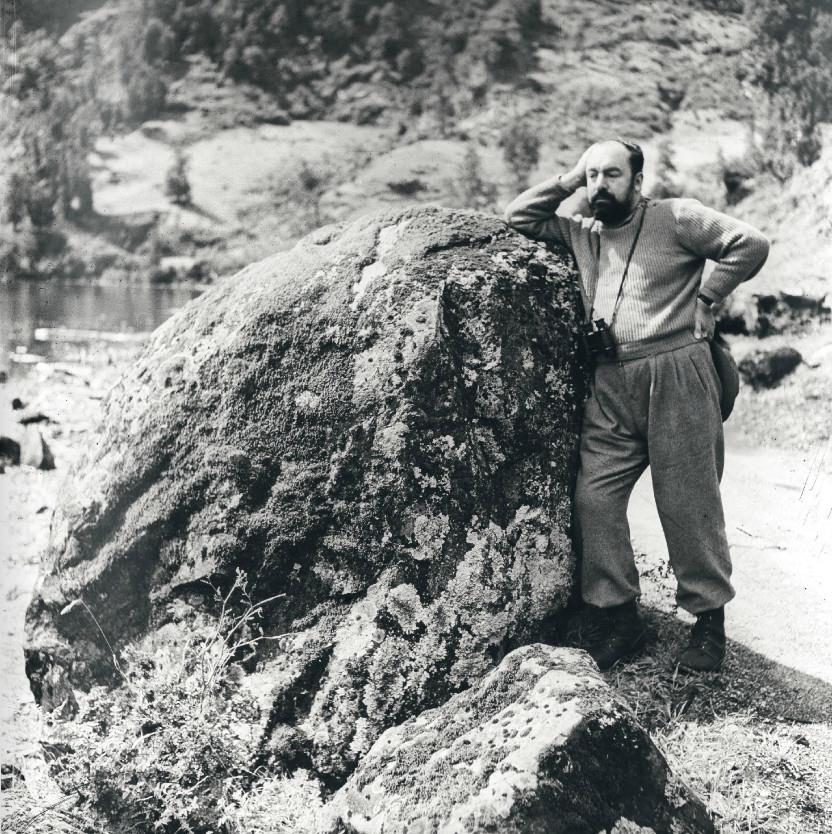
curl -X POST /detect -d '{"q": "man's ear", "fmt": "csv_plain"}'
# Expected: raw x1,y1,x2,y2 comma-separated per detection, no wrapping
634,171,644,194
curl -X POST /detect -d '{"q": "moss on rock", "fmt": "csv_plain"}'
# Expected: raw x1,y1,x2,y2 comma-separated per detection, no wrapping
25,206,583,780
325,644,715,834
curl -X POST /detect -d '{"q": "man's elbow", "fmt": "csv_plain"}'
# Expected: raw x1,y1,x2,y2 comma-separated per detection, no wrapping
751,230,771,270
503,201,523,229
740,229,770,283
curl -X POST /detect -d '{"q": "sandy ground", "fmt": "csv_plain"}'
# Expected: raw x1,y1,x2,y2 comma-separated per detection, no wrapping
0,358,130,785
631,430,832,687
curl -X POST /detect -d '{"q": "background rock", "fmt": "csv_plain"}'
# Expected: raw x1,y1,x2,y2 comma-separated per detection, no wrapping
717,289,830,337
18,426,55,470
25,206,583,781
0,435,21,466
738,346,802,389
325,644,714,834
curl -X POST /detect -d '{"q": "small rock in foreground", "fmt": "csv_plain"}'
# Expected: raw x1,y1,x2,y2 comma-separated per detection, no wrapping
325,644,714,834
0,426,55,469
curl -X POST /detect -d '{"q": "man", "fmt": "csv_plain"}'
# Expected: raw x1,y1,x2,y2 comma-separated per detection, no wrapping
504,140,770,672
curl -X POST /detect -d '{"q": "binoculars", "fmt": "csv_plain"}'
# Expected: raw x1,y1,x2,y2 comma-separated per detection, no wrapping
580,317,617,360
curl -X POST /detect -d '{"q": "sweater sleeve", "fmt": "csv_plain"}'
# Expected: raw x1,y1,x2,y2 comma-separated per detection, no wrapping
672,198,770,302
503,175,577,251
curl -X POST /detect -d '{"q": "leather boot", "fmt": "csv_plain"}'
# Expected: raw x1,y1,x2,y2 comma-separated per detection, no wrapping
677,607,726,672
588,599,649,671
574,604,611,651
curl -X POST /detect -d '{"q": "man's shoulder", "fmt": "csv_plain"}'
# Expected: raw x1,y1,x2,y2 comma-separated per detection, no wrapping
646,196,706,218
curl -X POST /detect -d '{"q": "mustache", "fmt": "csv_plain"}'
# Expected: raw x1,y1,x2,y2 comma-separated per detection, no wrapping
590,191,616,204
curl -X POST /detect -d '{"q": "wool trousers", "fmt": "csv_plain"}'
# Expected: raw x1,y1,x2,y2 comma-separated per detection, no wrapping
575,332,735,614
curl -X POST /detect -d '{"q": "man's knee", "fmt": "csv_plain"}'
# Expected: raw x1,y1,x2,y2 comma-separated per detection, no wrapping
575,472,621,519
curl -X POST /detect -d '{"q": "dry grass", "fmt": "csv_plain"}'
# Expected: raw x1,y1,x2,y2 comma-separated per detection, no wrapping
587,583,832,834
661,720,832,834
0,783,99,834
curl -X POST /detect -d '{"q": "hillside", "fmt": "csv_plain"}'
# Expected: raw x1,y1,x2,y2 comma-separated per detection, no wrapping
1,0,776,281
2,0,830,448
7,0,831,455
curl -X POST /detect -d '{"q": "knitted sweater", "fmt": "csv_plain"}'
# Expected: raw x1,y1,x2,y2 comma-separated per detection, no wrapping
503,176,771,344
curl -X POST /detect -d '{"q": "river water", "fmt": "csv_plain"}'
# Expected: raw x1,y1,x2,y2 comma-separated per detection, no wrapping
0,281,204,372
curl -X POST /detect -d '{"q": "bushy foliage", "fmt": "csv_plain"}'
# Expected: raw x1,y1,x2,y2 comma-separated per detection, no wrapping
2,30,96,231
470,0,541,81
650,138,683,199
124,63,168,122
499,115,541,192
718,142,765,205
4,111,95,229
94,0,541,125
452,144,498,212
225,772,323,833
166,149,192,206
745,0,832,176
49,574,290,833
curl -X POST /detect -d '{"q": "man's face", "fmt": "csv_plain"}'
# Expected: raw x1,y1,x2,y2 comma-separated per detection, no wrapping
584,142,642,224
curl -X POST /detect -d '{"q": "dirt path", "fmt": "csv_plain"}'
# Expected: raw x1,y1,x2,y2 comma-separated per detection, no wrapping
630,430,832,686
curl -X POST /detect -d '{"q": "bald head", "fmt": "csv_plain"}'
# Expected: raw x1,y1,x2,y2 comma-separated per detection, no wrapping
586,140,644,177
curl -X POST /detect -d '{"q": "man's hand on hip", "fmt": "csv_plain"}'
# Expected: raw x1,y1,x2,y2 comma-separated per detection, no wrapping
694,297,716,340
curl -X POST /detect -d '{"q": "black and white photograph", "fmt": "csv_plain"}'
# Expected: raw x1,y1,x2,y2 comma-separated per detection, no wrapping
0,1,830,831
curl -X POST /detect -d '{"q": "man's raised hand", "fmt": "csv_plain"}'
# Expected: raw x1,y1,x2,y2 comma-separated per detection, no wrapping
561,145,594,193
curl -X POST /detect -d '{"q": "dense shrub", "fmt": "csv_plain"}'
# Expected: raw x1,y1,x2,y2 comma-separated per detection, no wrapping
125,65,168,122
165,150,192,206
650,139,683,199
4,0,548,192
499,116,541,192
745,0,832,175
452,143,498,211
142,17,168,64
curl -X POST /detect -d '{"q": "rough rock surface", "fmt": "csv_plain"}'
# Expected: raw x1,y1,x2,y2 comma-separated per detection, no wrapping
25,206,583,780
325,644,714,834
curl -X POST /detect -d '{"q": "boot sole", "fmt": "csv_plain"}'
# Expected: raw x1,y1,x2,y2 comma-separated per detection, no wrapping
675,656,724,674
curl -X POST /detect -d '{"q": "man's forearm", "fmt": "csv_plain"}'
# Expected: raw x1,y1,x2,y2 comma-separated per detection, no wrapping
503,173,581,243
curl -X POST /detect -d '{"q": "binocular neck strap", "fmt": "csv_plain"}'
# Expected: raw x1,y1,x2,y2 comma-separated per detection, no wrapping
586,199,648,326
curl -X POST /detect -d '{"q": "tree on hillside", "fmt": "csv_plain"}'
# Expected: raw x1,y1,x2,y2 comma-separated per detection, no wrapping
292,158,332,230
4,87,96,228
650,138,682,199
166,151,192,206
124,65,168,122
453,144,498,212
470,0,541,81
746,0,832,176
499,116,541,193
4,172,28,231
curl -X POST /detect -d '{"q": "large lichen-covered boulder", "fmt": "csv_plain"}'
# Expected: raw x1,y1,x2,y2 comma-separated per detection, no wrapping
325,644,714,834
25,206,582,779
